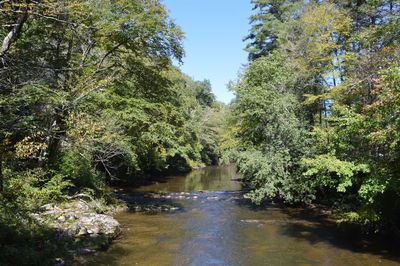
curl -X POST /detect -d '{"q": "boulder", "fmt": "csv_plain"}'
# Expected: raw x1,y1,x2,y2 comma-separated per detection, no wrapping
34,200,121,240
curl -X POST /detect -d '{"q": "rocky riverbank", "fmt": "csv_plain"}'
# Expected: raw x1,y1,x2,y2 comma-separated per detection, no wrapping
32,199,122,264
33,200,121,239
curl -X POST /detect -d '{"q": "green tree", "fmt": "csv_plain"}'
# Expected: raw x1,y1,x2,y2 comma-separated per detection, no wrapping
225,52,312,204
244,0,301,60
230,0,400,229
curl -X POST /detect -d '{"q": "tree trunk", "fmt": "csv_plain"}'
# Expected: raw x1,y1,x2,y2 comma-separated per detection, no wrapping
0,5,29,65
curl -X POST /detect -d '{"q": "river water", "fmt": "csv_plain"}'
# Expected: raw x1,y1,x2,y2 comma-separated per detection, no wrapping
88,165,400,266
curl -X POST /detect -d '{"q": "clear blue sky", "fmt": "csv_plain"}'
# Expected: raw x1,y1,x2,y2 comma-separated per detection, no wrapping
162,0,253,104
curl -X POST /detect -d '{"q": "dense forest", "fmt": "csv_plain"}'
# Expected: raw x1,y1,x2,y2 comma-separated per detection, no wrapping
0,0,400,264
0,1,222,264
223,0,400,231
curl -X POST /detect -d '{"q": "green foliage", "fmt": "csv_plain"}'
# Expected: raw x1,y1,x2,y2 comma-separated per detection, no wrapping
192,79,216,107
245,0,302,60
224,52,312,204
234,150,315,204
232,52,304,150
229,0,400,230
339,209,381,225
4,168,72,209
57,150,99,191
302,155,369,193
0,0,221,194
0,200,73,266
0,1,222,263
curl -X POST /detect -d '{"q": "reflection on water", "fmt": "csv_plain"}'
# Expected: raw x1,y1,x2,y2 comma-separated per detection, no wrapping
134,165,242,193
88,165,400,266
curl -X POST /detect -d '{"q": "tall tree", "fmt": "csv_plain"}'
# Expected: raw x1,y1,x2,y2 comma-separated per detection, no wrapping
244,0,300,61
227,0,400,228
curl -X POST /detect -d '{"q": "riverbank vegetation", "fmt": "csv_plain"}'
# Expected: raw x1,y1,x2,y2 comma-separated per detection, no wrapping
0,1,222,264
222,0,400,232
1,0,400,264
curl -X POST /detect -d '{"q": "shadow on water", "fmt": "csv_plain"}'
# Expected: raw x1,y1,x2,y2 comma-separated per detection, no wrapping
276,207,400,264
231,195,400,264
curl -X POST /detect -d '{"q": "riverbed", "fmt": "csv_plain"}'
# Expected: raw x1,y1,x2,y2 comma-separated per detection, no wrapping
88,165,400,266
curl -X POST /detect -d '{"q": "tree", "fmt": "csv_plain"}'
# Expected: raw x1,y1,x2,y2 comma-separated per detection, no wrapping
228,0,400,229
244,0,300,61
226,52,312,204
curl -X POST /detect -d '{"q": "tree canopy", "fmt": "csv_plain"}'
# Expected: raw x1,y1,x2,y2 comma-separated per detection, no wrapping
227,0,400,229
0,2,223,263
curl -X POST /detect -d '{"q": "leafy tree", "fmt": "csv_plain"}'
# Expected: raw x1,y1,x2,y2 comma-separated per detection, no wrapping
244,0,301,60
0,1,223,263
0,0,222,206
226,52,312,203
228,0,400,229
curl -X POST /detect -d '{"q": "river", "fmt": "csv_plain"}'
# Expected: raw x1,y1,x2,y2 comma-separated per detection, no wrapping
88,165,400,266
